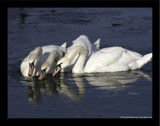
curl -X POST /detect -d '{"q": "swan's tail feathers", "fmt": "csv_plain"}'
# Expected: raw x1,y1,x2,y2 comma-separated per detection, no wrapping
61,42,67,48
129,53,152,70
139,53,152,67
94,38,100,50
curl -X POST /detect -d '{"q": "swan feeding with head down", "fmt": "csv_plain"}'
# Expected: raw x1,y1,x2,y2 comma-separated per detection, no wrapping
20,42,67,77
38,49,63,80
56,35,100,73
53,46,152,75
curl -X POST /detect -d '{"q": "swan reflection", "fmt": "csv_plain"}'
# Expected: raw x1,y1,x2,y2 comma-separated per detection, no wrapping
22,77,58,105
84,69,152,91
22,74,85,104
21,69,152,104
55,73,85,101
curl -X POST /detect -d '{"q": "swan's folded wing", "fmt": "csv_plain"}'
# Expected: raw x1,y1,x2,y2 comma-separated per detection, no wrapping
84,48,124,73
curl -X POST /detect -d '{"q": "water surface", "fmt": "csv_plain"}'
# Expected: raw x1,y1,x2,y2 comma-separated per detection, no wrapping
8,8,152,118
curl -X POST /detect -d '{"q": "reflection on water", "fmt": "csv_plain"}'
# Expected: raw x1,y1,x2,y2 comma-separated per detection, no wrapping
84,69,152,90
8,8,152,117
21,69,152,105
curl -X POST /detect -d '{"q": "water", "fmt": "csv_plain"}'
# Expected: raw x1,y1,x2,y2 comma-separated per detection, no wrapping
8,8,152,118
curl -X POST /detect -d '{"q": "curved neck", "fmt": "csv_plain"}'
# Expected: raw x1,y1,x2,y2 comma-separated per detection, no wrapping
67,46,87,73
48,50,61,63
41,50,61,74
29,47,42,76
47,50,62,73
31,47,42,60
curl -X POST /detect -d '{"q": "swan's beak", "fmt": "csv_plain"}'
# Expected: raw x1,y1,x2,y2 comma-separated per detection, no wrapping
28,86,34,98
52,63,62,77
38,70,46,80
28,63,34,76
52,66,61,77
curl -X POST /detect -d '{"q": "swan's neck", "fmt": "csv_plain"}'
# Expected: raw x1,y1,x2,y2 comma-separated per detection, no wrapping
67,46,87,73
48,50,62,73
41,50,62,74
30,47,42,61
48,50,61,64
30,47,43,76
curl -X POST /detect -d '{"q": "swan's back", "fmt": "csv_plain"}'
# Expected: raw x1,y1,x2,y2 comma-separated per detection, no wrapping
68,35,92,55
41,45,66,64
84,47,143,73
116,49,142,64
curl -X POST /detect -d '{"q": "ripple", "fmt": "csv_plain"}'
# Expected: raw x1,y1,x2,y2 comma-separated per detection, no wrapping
128,92,140,96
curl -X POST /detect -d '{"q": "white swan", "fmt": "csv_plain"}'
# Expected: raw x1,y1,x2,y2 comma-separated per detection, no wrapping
60,35,100,72
20,42,67,77
53,46,152,75
38,49,63,80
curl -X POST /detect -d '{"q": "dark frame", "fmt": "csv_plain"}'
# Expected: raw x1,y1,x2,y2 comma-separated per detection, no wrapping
1,0,159,125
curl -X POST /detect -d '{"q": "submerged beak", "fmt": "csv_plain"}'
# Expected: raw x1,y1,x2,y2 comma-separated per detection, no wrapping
38,70,46,80
52,63,62,77
28,63,34,77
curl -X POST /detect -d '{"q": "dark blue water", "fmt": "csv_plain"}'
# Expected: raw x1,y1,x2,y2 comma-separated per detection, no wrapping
8,8,152,118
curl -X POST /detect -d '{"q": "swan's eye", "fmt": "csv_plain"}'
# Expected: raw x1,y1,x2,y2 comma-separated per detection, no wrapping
56,63,63,69
29,61,35,68
62,52,65,57
41,68,47,73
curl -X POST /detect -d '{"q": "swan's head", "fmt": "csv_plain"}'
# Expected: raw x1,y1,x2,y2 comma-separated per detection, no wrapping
38,50,59,80
28,47,42,77
28,54,38,76
52,57,70,77
38,61,55,80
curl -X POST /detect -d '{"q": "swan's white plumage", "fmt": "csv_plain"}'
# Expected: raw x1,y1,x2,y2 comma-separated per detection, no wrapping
56,46,152,74
67,35,100,56
92,38,100,52
38,49,63,80
20,42,67,77
40,44,66,64
61,35,100,72
84,47,152,73
84,46,152,73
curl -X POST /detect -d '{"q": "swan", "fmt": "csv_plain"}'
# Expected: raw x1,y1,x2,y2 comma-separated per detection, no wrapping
38,49,63,80
60,35,100,72
53,46,152,75
20,42,67,77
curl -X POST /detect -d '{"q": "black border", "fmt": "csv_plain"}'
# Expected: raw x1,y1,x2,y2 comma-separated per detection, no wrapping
1,0,159,125
0,1,158,7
